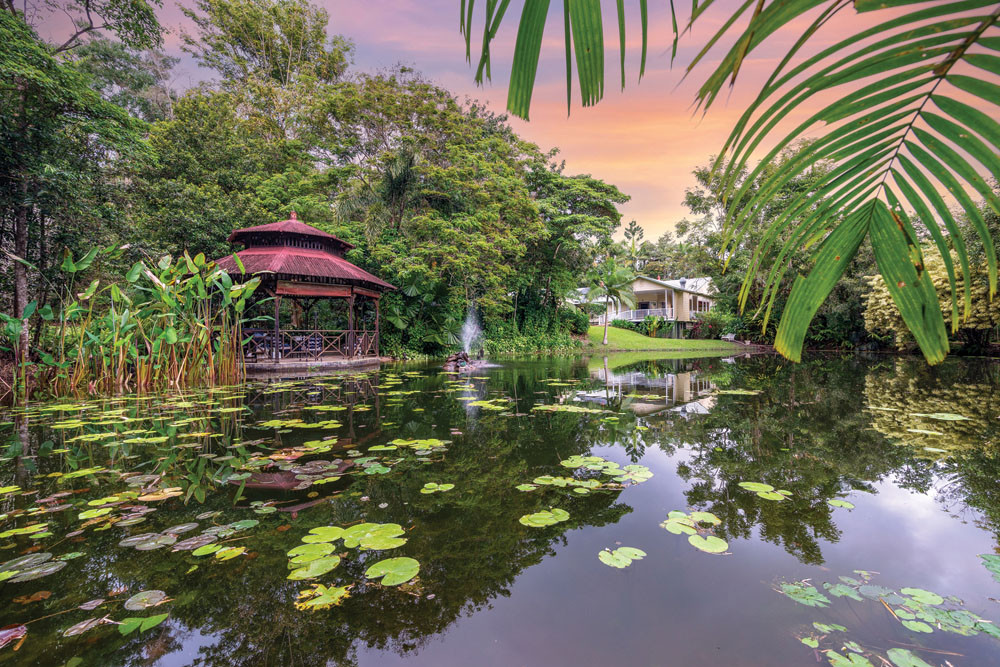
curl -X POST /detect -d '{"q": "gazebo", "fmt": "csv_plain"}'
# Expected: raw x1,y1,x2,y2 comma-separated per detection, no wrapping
215,212,395,364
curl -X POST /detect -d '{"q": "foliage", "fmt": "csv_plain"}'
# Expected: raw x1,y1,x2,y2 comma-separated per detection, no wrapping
462,0,1000,365
0,9,157,376
686,307,735,340
866,249,1000,352
180,0,353,86
19,246,261,396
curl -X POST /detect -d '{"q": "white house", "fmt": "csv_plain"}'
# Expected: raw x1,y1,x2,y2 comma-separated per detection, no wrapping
578,276,717,336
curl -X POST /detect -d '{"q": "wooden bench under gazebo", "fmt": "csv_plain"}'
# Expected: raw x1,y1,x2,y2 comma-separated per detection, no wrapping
215,212,395,368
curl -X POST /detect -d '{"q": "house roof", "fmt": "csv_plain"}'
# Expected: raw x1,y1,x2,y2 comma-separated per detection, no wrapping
637,276,716,297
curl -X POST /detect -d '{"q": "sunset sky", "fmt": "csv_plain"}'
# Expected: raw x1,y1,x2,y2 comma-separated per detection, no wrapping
35,1,969,240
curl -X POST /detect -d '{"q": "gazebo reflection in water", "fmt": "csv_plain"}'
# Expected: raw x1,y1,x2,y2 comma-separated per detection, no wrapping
214,212,395,365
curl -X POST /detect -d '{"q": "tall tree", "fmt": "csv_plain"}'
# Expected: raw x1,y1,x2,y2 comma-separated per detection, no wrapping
1,4,159,365
181,0,352,87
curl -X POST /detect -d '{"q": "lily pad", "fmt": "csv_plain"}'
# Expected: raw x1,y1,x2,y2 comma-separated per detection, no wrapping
295,583,351,610
342,523,407,550
64,617,103,637
886,648,933,667
287,543,334,564
214,546,245,561
900,587,943,605
738,482,773,493
301,526,345,544
287,555,340,580
118,613,168,636
172,534,217,552
825,651,873,667
828,499,855,509
365,557,420,586
10,561,66,582
192,543,222,557
519,508,570,528
899,588,944,605
780,582,830,607
124,590,166,611
598,547,646,568
687,535,728,554
901,620,933,633
420,482,455,494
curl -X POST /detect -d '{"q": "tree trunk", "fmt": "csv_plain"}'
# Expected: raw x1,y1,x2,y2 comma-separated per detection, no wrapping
14,179,29,365
602,295,610,345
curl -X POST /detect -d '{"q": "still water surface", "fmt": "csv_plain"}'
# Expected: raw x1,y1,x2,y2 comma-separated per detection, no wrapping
1,354,999,666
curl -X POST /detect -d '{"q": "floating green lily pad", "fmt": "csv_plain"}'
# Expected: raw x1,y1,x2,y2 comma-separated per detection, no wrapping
886,648,933,667
780,581,830,607
365,556,419,586
598,546,646,568
287,542,334,564
288,555,340,580
687,535,728,554
342,523,407,550
900,587,943,605
828,499,855,509
301,526,345,544
518,508,569,528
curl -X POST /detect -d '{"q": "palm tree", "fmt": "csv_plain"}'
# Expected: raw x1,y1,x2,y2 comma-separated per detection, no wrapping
460,1,1000,365
589,259,637,345
335,148,420,242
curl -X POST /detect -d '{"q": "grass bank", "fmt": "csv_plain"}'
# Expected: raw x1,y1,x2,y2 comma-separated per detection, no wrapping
585,326,741,352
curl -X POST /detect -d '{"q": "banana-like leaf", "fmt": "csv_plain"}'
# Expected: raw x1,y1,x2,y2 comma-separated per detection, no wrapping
775,208,869,362
461,0,1000,364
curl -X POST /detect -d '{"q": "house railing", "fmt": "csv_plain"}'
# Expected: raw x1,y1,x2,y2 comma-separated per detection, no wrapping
595,308,675,324
243,328,378,361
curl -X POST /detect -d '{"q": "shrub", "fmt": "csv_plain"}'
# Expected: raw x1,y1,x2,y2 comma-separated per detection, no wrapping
558,306,590,335
686,308,736,340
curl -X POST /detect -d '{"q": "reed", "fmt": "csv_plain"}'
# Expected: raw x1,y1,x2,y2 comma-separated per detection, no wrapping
2,246,261,402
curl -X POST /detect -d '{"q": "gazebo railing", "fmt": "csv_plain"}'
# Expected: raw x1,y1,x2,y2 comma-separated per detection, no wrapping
243,328,379,361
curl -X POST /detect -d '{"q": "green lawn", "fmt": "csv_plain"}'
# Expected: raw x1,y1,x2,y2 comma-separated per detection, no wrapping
585,326,741,352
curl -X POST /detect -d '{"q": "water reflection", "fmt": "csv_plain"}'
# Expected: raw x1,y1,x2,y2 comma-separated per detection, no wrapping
0,356,998,666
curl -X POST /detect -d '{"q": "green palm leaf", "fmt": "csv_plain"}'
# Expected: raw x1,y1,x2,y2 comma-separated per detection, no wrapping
462,0,1000,364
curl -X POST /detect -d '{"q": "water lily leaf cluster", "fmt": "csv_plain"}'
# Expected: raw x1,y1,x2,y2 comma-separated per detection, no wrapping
737,481,792,501
519,508,570,528
420,482,455,494
598,546,646,568
661,510,728,554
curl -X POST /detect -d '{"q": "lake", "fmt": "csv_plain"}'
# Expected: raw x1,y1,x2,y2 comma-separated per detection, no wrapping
1,354,999,666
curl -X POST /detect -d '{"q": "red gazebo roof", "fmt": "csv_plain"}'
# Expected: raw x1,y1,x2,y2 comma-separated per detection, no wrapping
227,217,355,249
215,212,394,292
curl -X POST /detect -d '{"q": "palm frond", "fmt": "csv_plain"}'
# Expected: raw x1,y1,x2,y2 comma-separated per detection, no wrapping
463,0,1000,364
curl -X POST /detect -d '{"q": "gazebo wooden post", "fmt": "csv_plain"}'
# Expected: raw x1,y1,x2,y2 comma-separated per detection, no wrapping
375,297,380,358
347,289,356,358
272,294,282,362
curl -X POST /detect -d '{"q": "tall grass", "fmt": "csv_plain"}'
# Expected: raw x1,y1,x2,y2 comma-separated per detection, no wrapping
1,246,261,402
